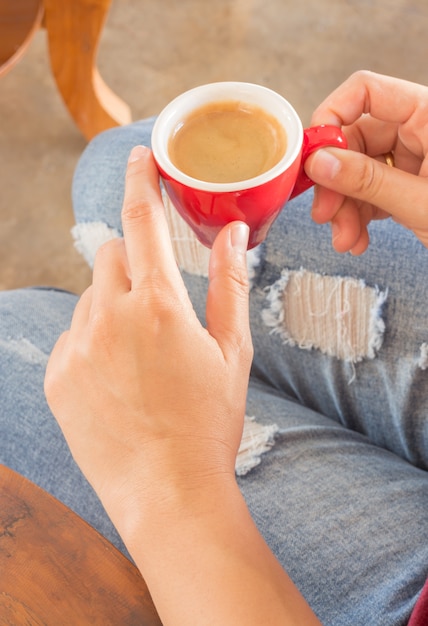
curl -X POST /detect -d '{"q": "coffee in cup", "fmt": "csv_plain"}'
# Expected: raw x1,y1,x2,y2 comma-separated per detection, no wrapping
167,100,287,184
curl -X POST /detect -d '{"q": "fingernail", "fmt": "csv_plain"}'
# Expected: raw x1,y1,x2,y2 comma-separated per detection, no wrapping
311,185,320,218
128,145,149,163
311,149,341,180
230,222,250,252
331,221,341,245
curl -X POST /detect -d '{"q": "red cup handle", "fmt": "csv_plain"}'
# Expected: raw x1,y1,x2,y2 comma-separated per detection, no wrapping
290,125,348,199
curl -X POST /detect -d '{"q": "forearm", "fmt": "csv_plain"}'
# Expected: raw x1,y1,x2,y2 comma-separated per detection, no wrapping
112,476,322,626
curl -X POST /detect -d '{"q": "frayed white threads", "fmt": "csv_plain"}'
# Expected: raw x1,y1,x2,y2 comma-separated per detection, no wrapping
162,192,211,277
162,192,261,285
417,343,428,370
247,246,262,287
71,222,120,268
262,268,387,364
236,415,278,476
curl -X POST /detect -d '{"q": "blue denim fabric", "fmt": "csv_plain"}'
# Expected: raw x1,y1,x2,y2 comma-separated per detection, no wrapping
0,118,425,625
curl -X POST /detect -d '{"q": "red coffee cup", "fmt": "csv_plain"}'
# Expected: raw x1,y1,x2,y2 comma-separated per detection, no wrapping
152,82,347,249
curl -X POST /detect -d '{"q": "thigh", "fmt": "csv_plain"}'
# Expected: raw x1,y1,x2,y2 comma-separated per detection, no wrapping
249,193,428,469
242,379,428,626
0,288,130,557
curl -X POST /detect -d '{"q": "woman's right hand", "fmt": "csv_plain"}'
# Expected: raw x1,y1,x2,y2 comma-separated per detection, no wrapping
304,70,428,254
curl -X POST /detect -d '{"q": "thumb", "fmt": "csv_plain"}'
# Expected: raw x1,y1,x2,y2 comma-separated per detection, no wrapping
306,147,428,230
206,222,253,363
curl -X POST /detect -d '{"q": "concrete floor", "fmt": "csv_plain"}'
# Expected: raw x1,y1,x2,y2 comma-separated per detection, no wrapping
1,0,427,295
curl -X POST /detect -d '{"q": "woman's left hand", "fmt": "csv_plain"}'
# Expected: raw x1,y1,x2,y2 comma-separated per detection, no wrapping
305,71,428,254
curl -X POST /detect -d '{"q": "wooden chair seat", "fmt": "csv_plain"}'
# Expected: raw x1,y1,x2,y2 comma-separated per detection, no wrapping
0,464,161,625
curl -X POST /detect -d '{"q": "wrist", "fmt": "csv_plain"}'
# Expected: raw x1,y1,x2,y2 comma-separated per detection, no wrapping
105,463,321,626
99,451,240,551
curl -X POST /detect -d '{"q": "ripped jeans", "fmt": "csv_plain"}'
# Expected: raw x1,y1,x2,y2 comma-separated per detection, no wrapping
1,118,427,626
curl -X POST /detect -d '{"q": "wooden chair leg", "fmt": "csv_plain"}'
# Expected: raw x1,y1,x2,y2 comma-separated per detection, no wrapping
43,0,132,140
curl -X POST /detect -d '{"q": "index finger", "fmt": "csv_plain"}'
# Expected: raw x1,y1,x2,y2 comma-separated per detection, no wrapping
121,145,181,288
311,70,426,128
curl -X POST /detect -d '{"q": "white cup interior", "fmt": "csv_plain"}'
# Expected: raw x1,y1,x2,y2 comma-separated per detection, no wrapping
151,82,303,192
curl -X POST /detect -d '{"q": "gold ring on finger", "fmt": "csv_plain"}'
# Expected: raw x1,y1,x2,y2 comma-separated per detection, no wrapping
383,151,395,167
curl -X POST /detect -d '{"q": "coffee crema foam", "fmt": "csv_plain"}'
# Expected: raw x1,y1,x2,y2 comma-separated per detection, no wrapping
168,100,287,184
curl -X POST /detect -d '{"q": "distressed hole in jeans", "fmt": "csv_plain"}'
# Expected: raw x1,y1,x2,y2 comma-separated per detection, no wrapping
162,192,211,276
236,415,278,476
262,269,387,363
162,192,261,282
72,222,121,268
